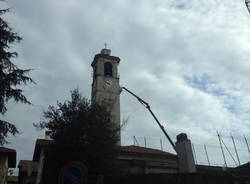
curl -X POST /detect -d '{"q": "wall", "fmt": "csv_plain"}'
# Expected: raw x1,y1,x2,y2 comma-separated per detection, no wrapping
36,149,45,184
117,153,178,174
0,155,8,184
103,173,234,184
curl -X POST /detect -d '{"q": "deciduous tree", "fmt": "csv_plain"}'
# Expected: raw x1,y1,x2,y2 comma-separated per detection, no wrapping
34,89,120,184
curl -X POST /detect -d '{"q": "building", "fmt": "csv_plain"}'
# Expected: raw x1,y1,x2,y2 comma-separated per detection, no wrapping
18,160,38,184
117,145,178,174
14,48,250,183
20,48,179,182
7,175,18,184
0,147,16,184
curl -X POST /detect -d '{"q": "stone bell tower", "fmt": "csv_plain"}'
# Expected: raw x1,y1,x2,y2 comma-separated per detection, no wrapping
91,48,121,144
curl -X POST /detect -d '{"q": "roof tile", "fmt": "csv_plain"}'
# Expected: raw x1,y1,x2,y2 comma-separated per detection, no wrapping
118,145,176,156
7,176,18,182
18,160,38,172
0,147,16,153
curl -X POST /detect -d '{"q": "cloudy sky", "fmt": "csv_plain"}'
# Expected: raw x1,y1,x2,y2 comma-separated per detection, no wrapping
2,0,250,170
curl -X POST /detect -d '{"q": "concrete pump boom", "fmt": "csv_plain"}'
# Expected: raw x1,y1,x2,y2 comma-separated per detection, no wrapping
246,0,250,14
121,87,177,153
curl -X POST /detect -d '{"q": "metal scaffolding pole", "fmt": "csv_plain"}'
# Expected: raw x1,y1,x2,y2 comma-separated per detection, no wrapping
244,135,250,155
217,131,227,167
160,139,163,151
220,137,237,166
133,136,140,146
192,143,197,165
231,134,240,166
204,144,210,166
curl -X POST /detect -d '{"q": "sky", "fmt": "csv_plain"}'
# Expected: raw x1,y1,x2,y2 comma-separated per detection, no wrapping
1,0,250,172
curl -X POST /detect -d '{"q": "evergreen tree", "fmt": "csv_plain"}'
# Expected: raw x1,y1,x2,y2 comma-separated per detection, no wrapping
0,6,34,145
34,89,120,184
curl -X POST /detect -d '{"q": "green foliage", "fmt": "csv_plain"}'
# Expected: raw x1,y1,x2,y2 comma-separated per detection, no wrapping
0,7,34,145
0,120,18,145
35,89,120,183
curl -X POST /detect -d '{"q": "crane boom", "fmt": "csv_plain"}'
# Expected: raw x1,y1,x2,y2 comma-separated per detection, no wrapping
121,87,177,153
246,0,250,14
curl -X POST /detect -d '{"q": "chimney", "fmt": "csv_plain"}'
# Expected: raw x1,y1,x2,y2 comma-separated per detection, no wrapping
9,170,13,176
176,133,196,173
45,131,51,140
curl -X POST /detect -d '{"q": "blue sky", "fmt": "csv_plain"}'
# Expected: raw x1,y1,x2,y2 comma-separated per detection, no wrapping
1,0,250,172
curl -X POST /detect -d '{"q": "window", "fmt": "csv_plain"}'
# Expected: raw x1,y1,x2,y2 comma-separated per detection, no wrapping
104,62,112,76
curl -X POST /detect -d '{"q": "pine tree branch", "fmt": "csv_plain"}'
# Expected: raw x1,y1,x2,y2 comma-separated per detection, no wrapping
0,119,19,145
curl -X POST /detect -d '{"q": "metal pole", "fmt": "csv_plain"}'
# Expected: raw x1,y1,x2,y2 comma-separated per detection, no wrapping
144,137,147,148
134,136,139,146
192,143,197,165
133,136,135,145
217,131,227,167
160,139,163,151
204,144,210,166
244,135,250,155
220,137,237,166
231,134,240,166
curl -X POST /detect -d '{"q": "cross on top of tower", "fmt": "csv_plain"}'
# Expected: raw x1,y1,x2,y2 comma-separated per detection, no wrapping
101,43,111,55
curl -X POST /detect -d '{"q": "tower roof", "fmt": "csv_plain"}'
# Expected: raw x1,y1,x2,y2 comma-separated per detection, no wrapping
101,48,111,55
91,49,120,67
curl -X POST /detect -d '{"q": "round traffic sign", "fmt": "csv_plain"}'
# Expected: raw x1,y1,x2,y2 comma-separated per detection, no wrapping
58,161,88,184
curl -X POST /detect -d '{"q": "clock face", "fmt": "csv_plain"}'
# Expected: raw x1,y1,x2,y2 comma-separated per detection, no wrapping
104,79,112,89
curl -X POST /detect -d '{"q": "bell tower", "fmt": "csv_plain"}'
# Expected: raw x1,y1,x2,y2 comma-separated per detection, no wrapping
91,48,121,144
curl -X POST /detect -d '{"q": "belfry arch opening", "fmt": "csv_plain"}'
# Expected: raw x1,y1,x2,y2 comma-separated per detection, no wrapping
104,62,113,76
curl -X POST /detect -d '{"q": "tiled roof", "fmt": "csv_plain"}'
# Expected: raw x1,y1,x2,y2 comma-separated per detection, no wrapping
18,160,38,172
36,138,53,145
7,176,18,182
33,139,176,161
118,145,176,156
0,147,16,153
19,160,34,167
0,147,16,167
